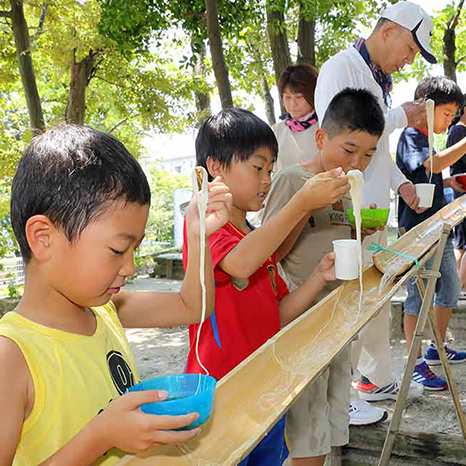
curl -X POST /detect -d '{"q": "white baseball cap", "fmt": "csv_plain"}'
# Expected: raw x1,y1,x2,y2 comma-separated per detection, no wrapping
380,1,437,64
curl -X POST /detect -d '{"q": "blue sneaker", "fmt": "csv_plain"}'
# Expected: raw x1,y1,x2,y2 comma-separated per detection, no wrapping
424,344,466,366
412,361,448,391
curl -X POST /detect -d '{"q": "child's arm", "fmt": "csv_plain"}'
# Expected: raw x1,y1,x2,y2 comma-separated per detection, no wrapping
423,136,466,174
275,214,311,263
116,177,232,328
278,253,336,327
38,392,199,465
263,168,348,264
0,337,29,465
223,168,349,278
444,176,466,193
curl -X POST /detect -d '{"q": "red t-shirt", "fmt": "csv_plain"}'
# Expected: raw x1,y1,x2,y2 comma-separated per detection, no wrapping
183,220,289,381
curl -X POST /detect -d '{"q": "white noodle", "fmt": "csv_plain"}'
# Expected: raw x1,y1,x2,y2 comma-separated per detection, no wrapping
426,99,435,183
191,167,209,376
347,170,364,318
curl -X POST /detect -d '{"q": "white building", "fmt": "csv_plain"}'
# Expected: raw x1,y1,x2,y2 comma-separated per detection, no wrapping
142,134,198,248
143,133,197,176
158,154,196,176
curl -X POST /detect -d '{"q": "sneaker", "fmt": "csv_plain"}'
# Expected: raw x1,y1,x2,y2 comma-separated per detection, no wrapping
349,400,388,426
412,361,448,391
357,375,424,401
424,344,466,366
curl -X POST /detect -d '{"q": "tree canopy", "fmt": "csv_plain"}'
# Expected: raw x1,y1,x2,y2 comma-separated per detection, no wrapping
0,0,462,256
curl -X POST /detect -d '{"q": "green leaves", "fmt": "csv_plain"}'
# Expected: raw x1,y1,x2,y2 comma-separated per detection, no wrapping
0,0,203,260
146,167,191,244
98,0,170,56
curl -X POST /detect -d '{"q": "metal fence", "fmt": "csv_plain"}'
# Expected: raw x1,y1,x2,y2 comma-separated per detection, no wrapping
0,257,25,285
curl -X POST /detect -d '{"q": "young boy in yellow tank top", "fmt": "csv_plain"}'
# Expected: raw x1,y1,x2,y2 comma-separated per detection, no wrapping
0,124,232,465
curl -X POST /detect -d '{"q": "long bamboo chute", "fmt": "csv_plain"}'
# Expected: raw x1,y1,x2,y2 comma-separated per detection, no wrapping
119,195,466,466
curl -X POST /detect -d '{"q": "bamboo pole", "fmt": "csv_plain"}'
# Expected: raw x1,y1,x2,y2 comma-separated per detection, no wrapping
119,197,466,465
119,261,438,464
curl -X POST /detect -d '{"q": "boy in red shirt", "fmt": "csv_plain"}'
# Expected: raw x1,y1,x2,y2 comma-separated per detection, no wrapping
183,108,350,465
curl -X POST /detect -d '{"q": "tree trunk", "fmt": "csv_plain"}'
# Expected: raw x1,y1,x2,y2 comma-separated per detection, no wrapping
260,75,275,126
443,0,465,84
443,28,457,83
66,51,97,125
205,0,233,109
297,16,315,66
9,0,45,136
266,0,291,114
192,38,212,126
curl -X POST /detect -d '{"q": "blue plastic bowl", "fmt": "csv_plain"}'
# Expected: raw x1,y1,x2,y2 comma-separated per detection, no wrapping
128,374,217,430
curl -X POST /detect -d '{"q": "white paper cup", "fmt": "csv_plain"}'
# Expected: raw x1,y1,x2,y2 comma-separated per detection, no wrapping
415,183,435,208
333,239,359,280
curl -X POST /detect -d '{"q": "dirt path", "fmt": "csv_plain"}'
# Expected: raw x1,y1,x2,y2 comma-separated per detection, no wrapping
124,277,188,380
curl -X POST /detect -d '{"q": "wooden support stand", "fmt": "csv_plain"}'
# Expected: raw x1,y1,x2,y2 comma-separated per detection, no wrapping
378,223,466,466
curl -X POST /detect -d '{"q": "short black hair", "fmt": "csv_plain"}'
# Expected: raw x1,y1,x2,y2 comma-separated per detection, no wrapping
195,108,278,180
414,77,464,108
321,88,385,138
11,123,151,263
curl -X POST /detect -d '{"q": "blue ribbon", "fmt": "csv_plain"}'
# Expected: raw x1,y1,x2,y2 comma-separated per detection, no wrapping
366,241,420,270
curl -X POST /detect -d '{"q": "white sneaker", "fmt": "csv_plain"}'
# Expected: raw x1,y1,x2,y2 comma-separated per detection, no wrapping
349,400,388,426
358,377,424,401
408,380,425,397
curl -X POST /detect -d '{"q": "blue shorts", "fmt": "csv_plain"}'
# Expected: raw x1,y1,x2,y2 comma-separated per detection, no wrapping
239,415,288,466
404,238,461,315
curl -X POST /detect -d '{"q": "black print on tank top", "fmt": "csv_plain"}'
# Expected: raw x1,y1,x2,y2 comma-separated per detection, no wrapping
106,350,134,395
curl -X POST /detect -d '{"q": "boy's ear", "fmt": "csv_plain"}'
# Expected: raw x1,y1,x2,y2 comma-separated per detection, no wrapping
25,215,58,261
206,157,224,178
315,128,328,151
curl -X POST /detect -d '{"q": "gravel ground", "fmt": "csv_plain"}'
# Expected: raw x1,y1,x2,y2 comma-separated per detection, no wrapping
124,277,188,381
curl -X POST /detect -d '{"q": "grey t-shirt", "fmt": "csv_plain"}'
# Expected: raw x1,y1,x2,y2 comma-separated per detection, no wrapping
263,164,352,303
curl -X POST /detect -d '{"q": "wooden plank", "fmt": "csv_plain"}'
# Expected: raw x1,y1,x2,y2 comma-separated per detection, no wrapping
348,423,466,465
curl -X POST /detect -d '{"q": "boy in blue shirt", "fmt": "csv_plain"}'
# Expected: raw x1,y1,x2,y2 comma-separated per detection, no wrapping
397,77,466,390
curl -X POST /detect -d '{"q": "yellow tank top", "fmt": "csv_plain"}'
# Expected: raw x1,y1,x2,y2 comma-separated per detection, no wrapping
0,301,140,465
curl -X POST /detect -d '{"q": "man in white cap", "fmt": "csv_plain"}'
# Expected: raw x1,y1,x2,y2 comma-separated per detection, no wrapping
311,0,434,441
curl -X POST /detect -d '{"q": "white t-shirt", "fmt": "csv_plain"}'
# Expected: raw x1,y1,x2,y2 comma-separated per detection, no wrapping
272,120,319,175
315,46,408,209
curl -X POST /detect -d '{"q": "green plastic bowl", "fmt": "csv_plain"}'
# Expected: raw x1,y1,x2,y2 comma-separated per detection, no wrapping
346,208,390,229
